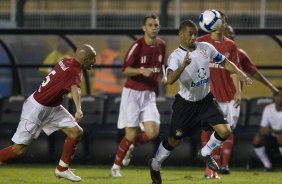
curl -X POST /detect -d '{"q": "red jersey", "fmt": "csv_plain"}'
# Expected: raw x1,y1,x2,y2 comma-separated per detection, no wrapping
238,48,257,75
34,57,82,106
197,34,240,102
122,37,166,91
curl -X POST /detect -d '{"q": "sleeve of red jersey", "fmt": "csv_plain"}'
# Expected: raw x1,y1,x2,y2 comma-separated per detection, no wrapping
64,69,81,92
121,42,140,72
230,44,242,69
239,49,257,75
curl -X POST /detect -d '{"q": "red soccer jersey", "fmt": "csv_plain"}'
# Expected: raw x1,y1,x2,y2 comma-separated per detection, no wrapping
34,57,82,106
238,48,257,75
197,34,240,102
122,37,166,91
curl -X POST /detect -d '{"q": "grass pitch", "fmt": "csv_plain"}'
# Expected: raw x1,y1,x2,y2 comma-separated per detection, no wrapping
0,164,281,184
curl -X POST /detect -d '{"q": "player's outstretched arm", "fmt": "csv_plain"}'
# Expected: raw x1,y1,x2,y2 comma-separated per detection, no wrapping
251,70,279,94
221,58,252,86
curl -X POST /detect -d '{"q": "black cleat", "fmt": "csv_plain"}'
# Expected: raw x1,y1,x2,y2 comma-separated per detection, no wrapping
198,151,220,172
149,159,162,184
221,166,230,174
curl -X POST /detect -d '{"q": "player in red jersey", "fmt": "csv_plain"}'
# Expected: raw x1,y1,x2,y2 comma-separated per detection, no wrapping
110,13,166,177
225,25,278,94
197,11,242,179
0,44,96,182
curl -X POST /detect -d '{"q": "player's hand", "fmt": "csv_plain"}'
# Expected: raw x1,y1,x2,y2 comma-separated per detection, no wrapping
140,67,154,77
183,52,191,66
75,110,83,122
233,92,241,108
238,72,252,86
161,76,168,85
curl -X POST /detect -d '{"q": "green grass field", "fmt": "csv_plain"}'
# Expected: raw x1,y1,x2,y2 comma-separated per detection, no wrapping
0,165,281,184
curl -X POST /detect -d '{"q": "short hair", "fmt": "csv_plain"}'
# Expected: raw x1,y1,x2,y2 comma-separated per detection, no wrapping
143,13,159,25
178,19,197,32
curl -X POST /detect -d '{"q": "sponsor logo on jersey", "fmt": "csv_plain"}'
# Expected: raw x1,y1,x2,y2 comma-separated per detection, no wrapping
191,78,210,87
191,67,209,87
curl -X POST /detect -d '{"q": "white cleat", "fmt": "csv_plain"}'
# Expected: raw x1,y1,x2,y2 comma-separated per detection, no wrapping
110,167,122,177
55,168,81,182
122,144,135,166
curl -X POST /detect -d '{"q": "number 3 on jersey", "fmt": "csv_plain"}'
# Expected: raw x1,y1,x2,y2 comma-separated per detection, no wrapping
38,70,56,92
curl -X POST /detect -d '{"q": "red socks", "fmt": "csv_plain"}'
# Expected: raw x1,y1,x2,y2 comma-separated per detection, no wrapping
114,137,132,166
221,133,234,167
133,132,149,145
0,146,18,163
57,137,79,171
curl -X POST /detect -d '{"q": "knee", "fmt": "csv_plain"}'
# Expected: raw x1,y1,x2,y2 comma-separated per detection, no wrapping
12,144,27,156
253,134,264,146
145,129,159,140
71,126,84,140
168,137,181,148
217,127,232,140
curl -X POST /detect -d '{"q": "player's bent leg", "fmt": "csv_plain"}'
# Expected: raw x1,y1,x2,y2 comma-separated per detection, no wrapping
200,125,231,172
55,126,83,180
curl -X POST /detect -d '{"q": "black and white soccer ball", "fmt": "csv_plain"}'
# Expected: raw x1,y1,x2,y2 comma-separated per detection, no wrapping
199,9,222,33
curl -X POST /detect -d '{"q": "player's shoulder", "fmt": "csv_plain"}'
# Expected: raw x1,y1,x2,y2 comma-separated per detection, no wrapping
196,41,215,50
265,103,275,111
156,37,166,45
223,36,236,46
197,34,209,41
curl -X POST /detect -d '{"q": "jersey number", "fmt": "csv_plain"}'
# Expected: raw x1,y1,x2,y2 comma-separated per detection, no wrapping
38,70,56,92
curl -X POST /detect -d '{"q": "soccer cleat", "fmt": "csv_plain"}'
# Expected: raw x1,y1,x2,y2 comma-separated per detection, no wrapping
122,144,135,166
221,166,230,174
55,168,81,182
149,159,162,184
198,151,220,172
204,167,221,179
110,167,122,177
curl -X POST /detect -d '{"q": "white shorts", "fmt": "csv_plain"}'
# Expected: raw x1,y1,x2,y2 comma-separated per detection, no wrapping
117,87,160,129
218,100,240,129
12,94,78,145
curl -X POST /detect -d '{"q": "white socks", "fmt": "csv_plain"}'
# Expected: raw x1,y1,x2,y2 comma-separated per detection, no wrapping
201,132,223,156
152,142,171,171
254,146,272,168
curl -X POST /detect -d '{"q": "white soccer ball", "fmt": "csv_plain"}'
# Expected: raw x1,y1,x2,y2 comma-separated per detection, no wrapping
199,9,222,33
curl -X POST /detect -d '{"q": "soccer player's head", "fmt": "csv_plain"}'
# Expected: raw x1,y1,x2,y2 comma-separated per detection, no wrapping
75,44,96,70
178,20,197,49
225,25,235,40
215,10,228,33
142,13,160,39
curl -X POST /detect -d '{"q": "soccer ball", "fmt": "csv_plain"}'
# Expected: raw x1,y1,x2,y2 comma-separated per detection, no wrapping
199,9,222,33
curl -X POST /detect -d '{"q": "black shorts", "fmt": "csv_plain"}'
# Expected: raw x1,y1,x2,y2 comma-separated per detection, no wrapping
170,93,227,140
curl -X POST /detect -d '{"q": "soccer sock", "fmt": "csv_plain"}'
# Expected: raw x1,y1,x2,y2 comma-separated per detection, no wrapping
113,137,132,166
221,133,234,167
201,130,212,146
201,132,224,156
57,137,79,172
254,146,272,168
152,138,173,171
212,147,221,166
0,146,18,163
133,132,149,145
